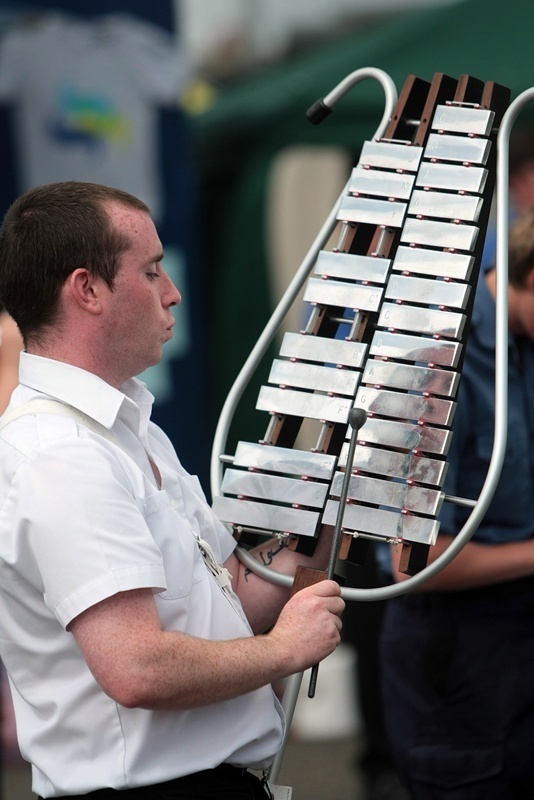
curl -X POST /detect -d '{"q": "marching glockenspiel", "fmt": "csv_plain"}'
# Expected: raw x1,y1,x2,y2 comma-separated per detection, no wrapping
211,71,510,577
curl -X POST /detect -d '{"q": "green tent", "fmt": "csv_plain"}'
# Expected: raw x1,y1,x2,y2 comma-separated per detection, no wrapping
193,0,534,456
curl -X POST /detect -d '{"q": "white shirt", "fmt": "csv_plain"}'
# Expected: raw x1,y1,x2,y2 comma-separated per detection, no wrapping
0,353,284,798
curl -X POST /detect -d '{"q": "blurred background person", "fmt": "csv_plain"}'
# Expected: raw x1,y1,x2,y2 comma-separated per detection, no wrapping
0,306,23,790
381,207,534,799
0,307,22,414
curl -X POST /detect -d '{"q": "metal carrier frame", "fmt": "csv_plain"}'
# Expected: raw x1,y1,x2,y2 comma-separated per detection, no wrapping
209,68,534,782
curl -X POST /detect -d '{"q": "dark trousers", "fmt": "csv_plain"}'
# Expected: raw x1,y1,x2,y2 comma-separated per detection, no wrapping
342,558,398,782
39,765,271,800
381,577,534,800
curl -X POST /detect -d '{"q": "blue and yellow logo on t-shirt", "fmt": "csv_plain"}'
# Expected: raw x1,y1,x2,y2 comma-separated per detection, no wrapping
49,86,131,148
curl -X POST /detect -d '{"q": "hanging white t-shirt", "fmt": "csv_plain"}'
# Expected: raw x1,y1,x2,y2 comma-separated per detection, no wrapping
0,12,191,222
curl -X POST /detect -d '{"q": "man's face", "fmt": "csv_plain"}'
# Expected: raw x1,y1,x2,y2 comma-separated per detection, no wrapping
101,202,181,383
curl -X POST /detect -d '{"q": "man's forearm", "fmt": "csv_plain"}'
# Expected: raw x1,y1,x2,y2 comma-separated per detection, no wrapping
228,526,334,633
71,583,344,711
390,534,534,591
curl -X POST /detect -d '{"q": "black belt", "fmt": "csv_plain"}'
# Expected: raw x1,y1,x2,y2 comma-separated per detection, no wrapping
39,764,254,800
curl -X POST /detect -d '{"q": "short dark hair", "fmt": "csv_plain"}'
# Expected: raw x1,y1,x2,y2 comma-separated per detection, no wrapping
0,181,150,345
508,207,534,287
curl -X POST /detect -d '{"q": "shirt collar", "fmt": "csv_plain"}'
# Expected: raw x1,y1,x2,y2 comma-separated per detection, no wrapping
18,352,155,439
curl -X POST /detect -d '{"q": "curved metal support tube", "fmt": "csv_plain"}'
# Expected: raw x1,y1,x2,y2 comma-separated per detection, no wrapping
321,67,399,137
268,672,303,784
234,87,534,604
210,68,398,498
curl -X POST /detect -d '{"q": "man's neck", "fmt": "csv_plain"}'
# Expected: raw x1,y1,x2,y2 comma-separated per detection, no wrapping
26,341,125,389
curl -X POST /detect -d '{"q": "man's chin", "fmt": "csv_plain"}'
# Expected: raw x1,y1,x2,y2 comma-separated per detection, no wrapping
136,351,164,377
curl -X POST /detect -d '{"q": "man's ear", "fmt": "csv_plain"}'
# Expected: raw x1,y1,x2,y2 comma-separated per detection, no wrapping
66,269,104,314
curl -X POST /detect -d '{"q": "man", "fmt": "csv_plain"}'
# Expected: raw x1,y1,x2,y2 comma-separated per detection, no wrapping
381,208,534,799
0,181,344,799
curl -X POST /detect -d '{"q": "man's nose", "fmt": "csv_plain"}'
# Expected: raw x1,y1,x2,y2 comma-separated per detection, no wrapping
164,273,181,307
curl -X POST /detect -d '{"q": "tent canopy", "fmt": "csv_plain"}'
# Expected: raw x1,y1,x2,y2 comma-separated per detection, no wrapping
195,0,534,161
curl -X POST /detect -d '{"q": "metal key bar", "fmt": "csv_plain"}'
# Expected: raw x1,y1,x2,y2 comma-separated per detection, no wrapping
354,415,452,454
212,496,321,537
359,140,424,171
303,276,384,312
425,132,491,164
221,469,329,508
330,471,443,515
401,218,479,250
431,104,495,135
362,358,459,396
233,441,337,479
348,168,415,200
337,195,407,227
370,330,462,367
355,385,456,426
322,499,440,545
314,250,391,283
338,443,449,486
392,245,475,280
408,189,483,222
385,273,471,309
257,385,353,424
377,302,466,339
416,161,488,193
279,332,368,368
269,359,360,395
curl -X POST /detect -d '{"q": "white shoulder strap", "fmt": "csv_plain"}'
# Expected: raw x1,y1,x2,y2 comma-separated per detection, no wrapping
0,399,119,446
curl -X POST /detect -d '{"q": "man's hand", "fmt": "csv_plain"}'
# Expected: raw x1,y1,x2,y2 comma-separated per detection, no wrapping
267,579,345,673
227,526,339,634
